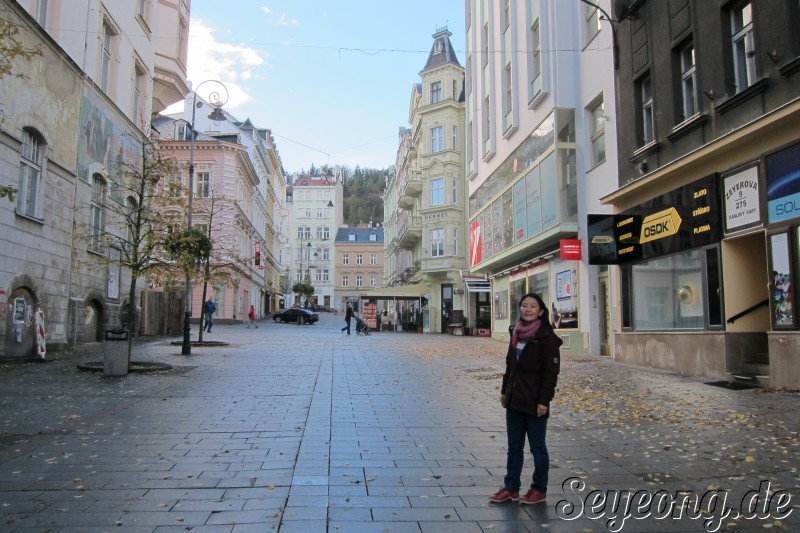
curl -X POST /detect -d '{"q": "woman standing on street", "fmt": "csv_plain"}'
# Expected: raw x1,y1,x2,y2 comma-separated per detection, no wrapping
489,292,561,505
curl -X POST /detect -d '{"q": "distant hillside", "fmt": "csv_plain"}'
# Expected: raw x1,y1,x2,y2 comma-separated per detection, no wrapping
299,163,390,227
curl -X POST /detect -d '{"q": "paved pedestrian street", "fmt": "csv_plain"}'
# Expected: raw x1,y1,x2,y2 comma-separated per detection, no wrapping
0,314,798,532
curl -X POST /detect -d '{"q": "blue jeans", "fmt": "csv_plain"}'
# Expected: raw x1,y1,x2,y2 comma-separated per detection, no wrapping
204,313,213,331
504,408,549,493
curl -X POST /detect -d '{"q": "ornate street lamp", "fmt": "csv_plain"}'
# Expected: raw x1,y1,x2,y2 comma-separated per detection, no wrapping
182,80,229,356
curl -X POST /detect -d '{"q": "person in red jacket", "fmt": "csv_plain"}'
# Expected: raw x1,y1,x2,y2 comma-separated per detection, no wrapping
247,305,258,328
489,292,562,506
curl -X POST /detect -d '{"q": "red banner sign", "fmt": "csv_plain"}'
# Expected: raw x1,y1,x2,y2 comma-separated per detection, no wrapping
560,239,582,260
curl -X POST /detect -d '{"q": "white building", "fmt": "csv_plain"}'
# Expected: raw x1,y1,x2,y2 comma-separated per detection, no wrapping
465,0,619,354
287,173,343,309
0,0,188,358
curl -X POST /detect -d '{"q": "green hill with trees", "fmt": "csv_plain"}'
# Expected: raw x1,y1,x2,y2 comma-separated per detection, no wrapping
298,164,390,227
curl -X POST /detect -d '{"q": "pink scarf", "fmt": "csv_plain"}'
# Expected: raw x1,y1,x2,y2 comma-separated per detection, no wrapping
511,318,542,347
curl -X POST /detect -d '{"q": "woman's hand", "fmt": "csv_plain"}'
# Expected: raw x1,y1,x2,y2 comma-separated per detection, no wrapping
537,403,548,417
500,394,508,408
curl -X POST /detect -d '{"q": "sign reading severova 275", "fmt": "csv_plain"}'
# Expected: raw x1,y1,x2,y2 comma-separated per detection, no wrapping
588,174,721,265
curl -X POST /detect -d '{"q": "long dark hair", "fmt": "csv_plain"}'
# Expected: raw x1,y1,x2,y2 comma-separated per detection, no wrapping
518,292,550,325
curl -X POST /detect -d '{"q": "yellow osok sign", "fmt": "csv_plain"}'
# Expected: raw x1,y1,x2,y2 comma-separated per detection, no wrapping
639,208,682,244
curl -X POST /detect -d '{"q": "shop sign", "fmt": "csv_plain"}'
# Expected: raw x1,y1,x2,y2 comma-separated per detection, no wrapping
559,239,582,260
766,142,800,224
587,174,721,264
724,165,760,231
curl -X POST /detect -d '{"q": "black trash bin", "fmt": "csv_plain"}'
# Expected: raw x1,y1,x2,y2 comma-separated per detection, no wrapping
103,329,129,377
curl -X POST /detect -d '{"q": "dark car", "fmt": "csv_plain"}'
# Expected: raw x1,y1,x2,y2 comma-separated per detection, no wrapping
273,308,319,324
314,305,332,312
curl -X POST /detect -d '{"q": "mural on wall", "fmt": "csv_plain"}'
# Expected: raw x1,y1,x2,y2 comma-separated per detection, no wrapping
77,93,141,183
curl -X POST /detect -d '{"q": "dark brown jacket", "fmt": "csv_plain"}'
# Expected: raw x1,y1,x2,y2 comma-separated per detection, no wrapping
501,322,562,416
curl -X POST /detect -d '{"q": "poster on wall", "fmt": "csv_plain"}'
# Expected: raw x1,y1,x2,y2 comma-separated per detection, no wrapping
769,233,794,327
551,260,578,329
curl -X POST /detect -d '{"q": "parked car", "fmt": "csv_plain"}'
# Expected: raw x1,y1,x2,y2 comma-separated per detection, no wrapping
315,305,332,312
273,308,319,324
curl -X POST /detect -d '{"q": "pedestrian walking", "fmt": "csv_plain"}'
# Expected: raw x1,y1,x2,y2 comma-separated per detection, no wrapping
341,304,354,335
247,305,258,328
203,297,217,333
489,292,561,505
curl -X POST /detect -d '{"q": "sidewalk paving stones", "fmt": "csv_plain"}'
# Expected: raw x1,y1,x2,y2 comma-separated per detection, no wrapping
0,313,798,532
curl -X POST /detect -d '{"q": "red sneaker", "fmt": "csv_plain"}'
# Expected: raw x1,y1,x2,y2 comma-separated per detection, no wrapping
519,489,546,505
488,488,519,503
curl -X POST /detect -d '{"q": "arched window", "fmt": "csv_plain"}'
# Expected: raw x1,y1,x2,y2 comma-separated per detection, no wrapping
18,127,45,219
90,174,107,251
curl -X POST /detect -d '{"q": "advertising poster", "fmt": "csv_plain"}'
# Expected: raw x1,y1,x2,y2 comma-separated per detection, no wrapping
766,142,800,224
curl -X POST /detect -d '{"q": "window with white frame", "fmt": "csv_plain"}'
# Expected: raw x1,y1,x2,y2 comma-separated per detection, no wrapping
483,94,491,154
303,226,311,239
133,62,146,122
356,275,363,287
315,269,329,282
342,254,349,265
502,0,513,131
316,208,324,218
323,226,330,239
452,79,457,99
370,254,377,265
17,128,44,219
431,228,444,257
731,2,756,93
356,254,363,265
679,43,697,120
638,75,655,145
36,0,47,26
589,97,606,166
348,233,356,241
451,178,458,204
369,233,376,241
431,178,444,206
431,126,444,153
431,81,442,104
100,20,117,93
195,171,210,197
90,175,107,251
167,173,182,197
297,227,304,239
321,248,329,260
528,0,542,102
585,2,601,44
453,228,458,257
304,208,311,218
138,0,147,19
451,125,457,150
178,17,187,64
342,275,349,287
316,226,324,239
370,275,376,287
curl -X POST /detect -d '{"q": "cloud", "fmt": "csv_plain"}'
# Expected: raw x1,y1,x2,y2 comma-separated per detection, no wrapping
185,19,267,110
260,7,272,15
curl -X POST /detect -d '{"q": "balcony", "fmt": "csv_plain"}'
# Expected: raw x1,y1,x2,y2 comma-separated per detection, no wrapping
398,172,422,208
397,214,421,249
420,255,466,273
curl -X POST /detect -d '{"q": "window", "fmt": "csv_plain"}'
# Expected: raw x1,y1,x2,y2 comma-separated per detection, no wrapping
321,248,329,260
452,79,457,99
453,228,458,257
36,0,47,26
731,2,756,93
483,94,491,154
431,178,444,206
356,254,363,265
452,125,457,151
304,208,311,218
589,97,606,166
297,227,304,239
316,208,324,218
167,173,182,197
679,43,697,120
369,233,376,241
133,62,146,122
316,226,324,239
503,64,513,131
100,21,116,94
303,226,311,239
431,228,444,257
431,126,444,153
90,175,107,251
316,269,329,283
356,275,363,287
431,81,442,104
323,226,330,240
370,254,377,265
17,128,44,218
138,0,147,19
528,0,542,101
195,171,210,197
342,254,349,265
638,75,655,145
585,2,601,44
370,275,376,288
451,178,458,204
348,233,356,241
342,275,349,287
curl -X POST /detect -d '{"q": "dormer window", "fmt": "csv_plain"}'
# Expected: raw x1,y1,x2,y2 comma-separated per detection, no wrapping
370,233,377,241
348,233,356,241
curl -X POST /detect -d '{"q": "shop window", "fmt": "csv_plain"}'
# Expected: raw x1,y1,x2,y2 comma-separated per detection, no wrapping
770,232,795,327
494,289,508,320
630,250,705,330
510,278,526,323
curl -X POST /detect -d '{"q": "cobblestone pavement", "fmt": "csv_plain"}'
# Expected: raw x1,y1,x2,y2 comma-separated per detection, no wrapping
0,313,798,532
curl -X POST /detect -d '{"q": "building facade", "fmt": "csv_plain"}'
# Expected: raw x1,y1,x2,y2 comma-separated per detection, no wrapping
0,0,188,358
334,226,384,312
287,174,343,308
595,0,800,387
384,27,469,334
465,1,619,354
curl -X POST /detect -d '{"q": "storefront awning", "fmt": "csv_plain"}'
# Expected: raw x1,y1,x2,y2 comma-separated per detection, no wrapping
361,283,428,299
463,277,491,293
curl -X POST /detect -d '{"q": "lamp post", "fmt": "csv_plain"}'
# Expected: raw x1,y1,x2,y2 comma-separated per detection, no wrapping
182,80,229,356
